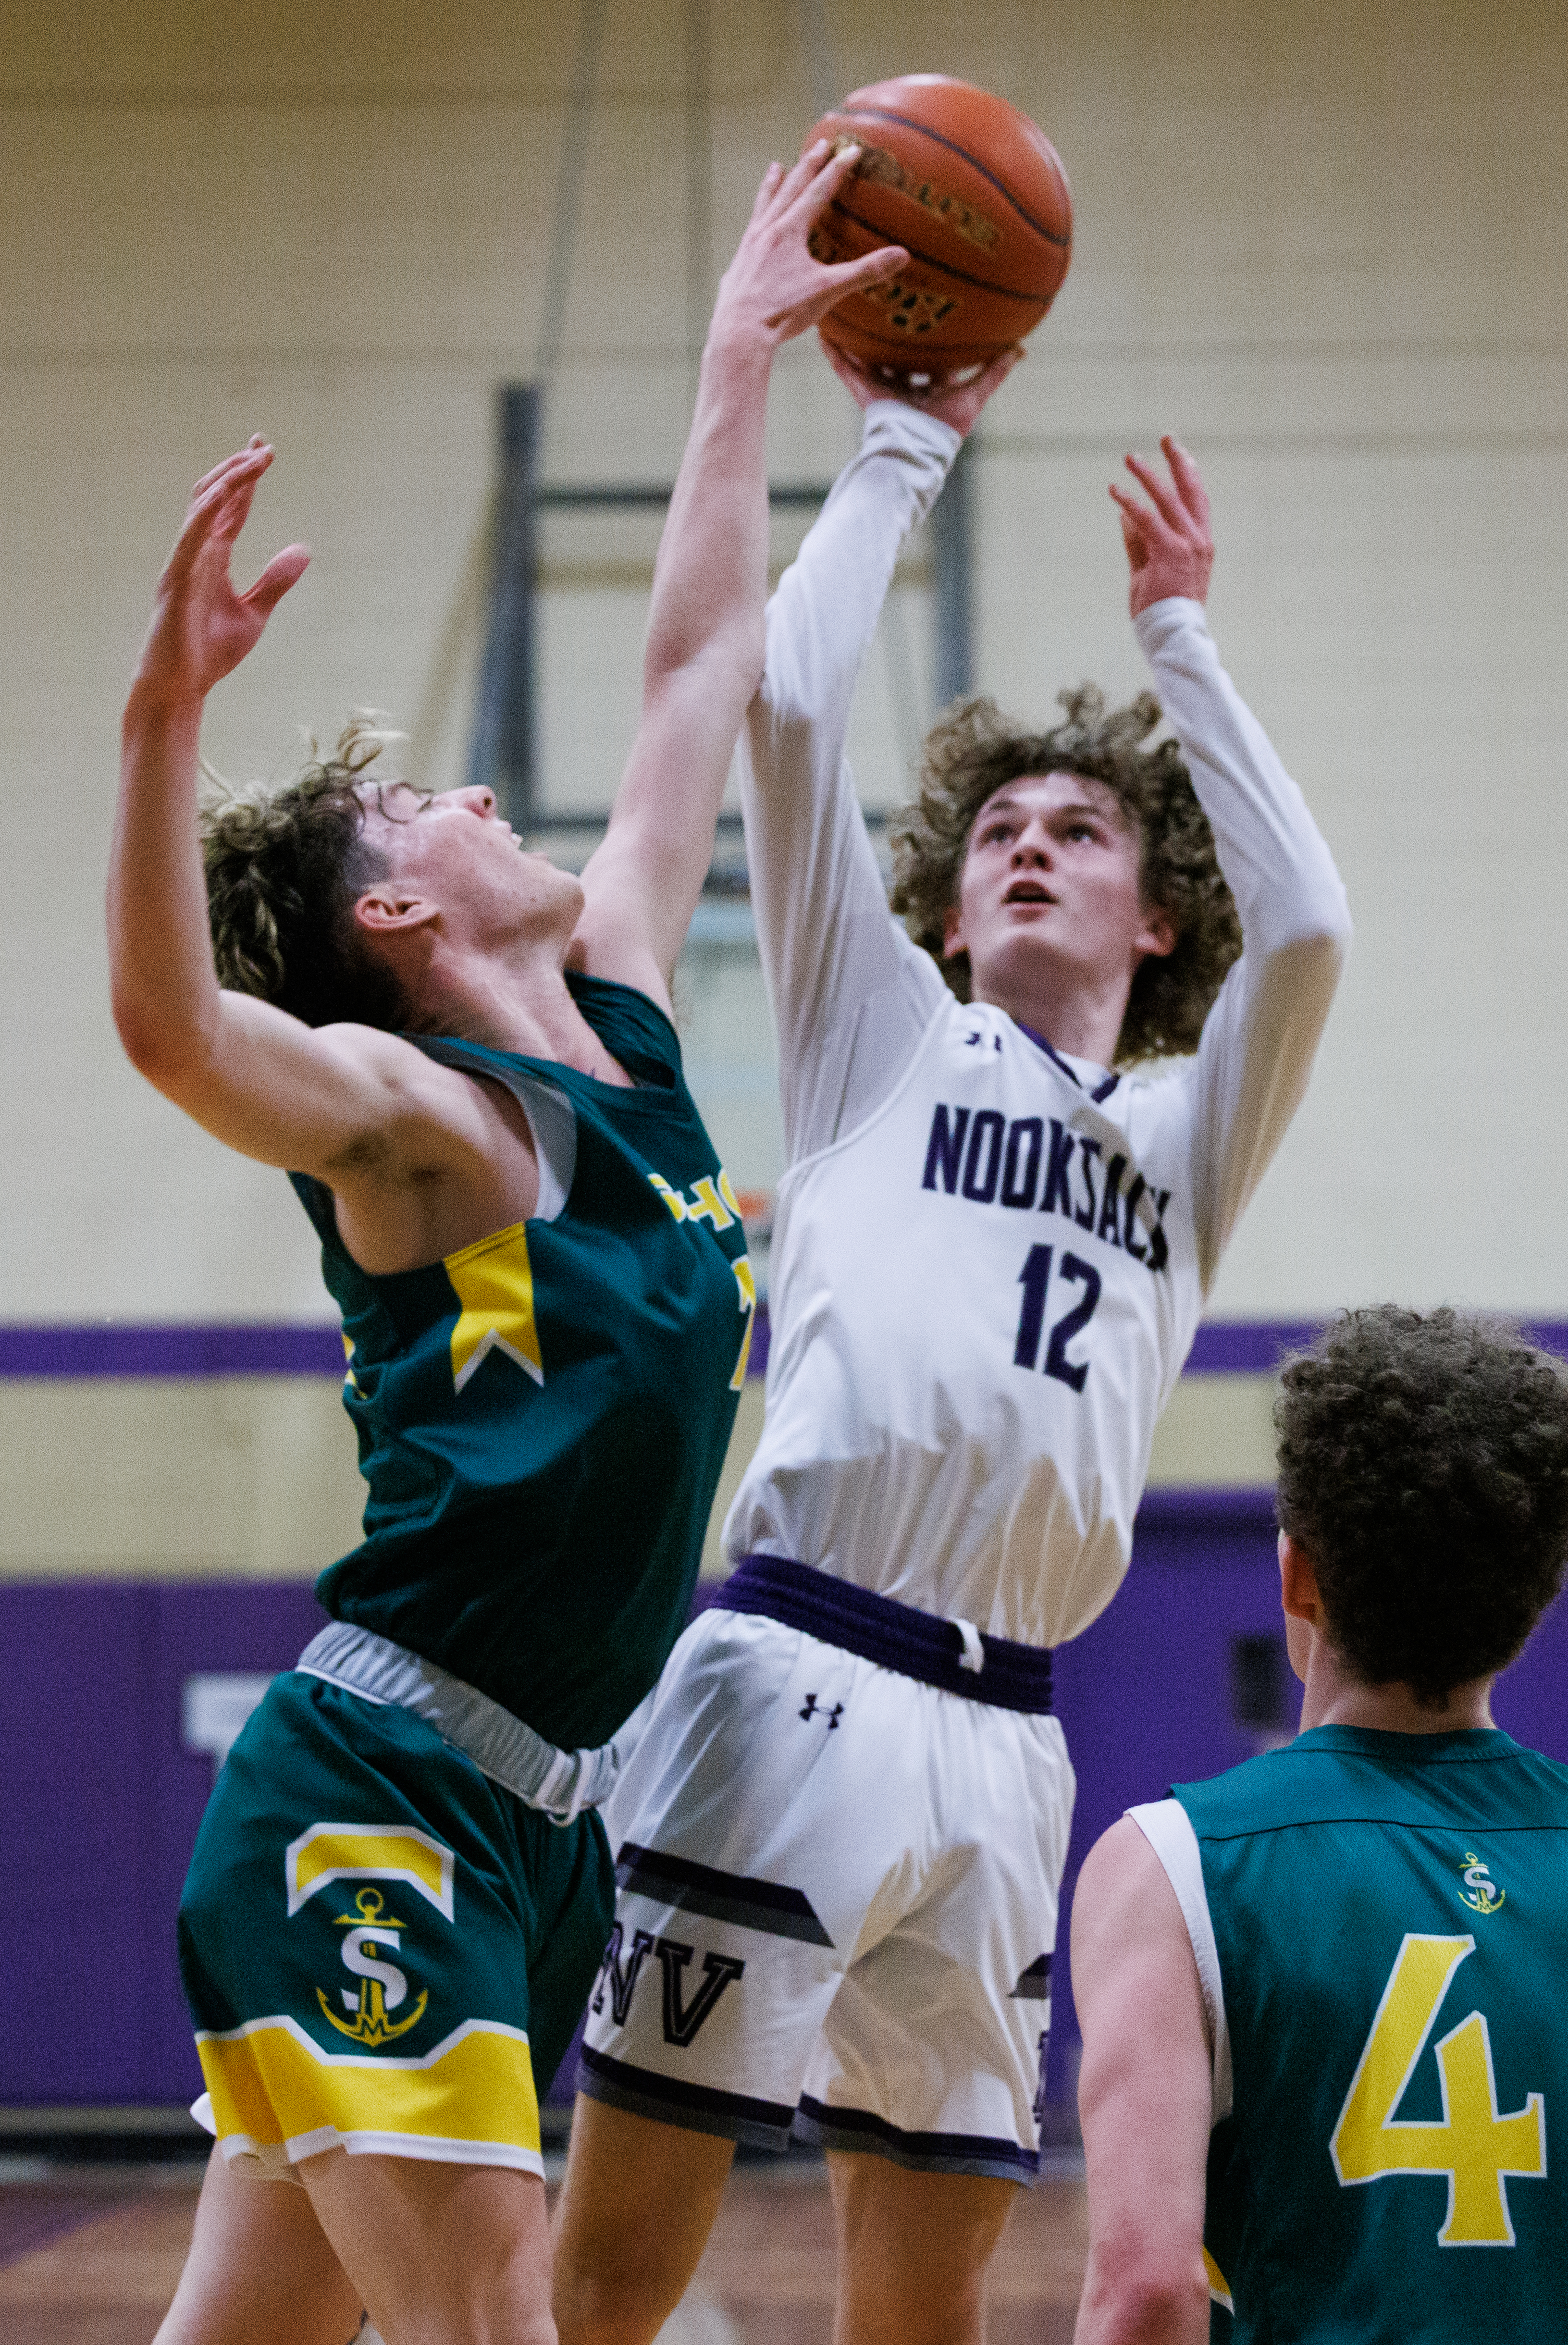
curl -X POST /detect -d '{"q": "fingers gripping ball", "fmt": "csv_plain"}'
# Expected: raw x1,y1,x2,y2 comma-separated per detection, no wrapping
804,76,1072,386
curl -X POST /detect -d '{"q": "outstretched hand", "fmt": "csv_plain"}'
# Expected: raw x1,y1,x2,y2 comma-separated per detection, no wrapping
1110,437,1213,615
710,142,910,351
821,336,1026,440
132,438,310,711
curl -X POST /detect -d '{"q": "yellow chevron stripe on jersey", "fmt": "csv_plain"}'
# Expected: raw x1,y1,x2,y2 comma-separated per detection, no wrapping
446,1221,544,1391
285,1824,456,1920
731,1257,758,1391
1203,2247,1233,2313
196,2013,540,2168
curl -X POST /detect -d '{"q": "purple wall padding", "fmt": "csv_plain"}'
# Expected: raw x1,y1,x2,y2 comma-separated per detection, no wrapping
5,1316,1566,1380
0,1325,347,1377
4,1509,1566,2113
3,1583,328,2106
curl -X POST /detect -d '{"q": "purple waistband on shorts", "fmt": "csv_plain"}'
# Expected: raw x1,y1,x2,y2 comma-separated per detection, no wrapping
714,1553,1053,1714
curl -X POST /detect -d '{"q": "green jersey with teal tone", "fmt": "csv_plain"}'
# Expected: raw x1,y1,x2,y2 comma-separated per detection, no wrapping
291,976,754,1752
1173,1727,1568,2343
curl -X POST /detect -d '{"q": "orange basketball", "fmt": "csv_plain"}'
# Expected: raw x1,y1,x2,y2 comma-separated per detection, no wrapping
805,75,1072,386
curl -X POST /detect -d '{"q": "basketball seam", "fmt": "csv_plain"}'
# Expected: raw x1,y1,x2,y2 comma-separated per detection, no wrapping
836,104,1071,249
828,202,1058,305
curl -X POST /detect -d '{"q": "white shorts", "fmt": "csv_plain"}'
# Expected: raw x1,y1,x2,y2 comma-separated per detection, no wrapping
578,1598,1074,2181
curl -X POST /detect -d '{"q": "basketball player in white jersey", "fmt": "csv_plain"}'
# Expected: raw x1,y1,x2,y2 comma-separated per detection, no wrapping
552,359,1351,2345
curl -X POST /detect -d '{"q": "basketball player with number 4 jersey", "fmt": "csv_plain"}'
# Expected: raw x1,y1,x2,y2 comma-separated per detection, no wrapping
553,363,1350,2345
1073,1309,1568,2343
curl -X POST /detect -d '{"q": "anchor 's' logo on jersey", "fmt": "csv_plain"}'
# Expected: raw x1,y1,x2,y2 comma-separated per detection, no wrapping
919,1104,1172,1273
1459,1853,1505,1916
317,1885,430,2045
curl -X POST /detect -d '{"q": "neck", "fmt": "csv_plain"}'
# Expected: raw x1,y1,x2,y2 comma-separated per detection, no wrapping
400,937,627,1080
972,962,1131,1068
1298,1645,1497,1735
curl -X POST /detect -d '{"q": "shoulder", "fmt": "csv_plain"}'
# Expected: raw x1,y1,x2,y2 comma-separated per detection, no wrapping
1172,1745,1315,1842
1075,1814,1190,1961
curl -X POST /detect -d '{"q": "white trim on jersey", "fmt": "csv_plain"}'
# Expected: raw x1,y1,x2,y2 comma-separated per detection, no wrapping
1129,1797,1233,2126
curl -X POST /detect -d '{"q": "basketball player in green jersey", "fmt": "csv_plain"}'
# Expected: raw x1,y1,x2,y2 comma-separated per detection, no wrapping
108,147,907,2345
1070,1307,1568,2343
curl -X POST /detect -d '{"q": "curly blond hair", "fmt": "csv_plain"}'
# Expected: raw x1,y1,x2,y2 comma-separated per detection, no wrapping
888,687,1242,1065
202,718,411,1031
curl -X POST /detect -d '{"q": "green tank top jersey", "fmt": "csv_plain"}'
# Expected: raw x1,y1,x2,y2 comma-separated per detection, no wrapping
291,975,754,1754
1175,1727,1568,2344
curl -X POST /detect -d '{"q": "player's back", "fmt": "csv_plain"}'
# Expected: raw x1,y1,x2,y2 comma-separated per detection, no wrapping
1170,1726,1568,2342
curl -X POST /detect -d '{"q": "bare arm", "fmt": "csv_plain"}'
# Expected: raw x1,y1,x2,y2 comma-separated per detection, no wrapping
1071,1820,1214,2345
108,445,490,1189
576,145,908,1008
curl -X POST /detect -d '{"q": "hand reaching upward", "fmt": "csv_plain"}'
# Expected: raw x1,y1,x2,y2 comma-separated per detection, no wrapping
709,141,910,352
1110,437,1214,616
132,438,310,713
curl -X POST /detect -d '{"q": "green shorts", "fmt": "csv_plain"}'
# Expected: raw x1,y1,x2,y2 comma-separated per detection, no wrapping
179,1673,613,2177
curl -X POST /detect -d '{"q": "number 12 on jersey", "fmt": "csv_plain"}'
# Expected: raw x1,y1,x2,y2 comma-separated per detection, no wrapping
1014,1245,1101,1390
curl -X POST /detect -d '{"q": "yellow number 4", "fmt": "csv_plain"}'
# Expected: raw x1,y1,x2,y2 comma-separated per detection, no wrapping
1331,1934,1545,2245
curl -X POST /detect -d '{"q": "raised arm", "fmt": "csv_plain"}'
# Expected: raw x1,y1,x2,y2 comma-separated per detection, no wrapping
742,349,1021,1159
575,144,908,1009
1071,1821,1214,2345
108,446,484,1189
1114,441,1351,1285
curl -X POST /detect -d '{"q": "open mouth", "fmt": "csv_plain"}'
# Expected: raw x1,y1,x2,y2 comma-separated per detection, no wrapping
1003,881,1056,908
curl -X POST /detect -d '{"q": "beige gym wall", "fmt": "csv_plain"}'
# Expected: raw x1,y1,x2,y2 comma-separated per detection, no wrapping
2,0,1564,1575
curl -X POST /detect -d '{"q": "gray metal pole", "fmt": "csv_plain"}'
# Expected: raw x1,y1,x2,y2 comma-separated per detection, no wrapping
468,381,540,821
686,0,711,408
930,433,975,711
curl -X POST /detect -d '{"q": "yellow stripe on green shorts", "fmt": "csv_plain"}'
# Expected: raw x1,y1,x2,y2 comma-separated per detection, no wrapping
197,2013,542,2174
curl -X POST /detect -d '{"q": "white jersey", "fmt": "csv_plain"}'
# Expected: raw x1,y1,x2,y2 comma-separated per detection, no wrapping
724,403,1351,1650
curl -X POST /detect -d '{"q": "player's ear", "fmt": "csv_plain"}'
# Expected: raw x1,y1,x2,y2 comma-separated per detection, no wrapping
1135,902,1177,961
942,898,967,959
1278,1531,1323,1626
355,887,440,936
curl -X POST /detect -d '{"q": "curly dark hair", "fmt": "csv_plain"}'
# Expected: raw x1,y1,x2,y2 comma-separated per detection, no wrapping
1275,1308,1568,1704
888,687,1242,1064
202,720,410,1031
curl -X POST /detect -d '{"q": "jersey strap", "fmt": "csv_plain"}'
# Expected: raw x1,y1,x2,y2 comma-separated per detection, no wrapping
715,1553,1053,1711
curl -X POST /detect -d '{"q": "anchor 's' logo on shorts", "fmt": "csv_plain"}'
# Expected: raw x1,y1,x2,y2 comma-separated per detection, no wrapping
317,1885,429,2045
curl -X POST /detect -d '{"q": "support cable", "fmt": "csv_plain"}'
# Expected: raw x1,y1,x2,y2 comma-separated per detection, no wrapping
535,0,610,392
686,0,712,405
794,0,839,121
